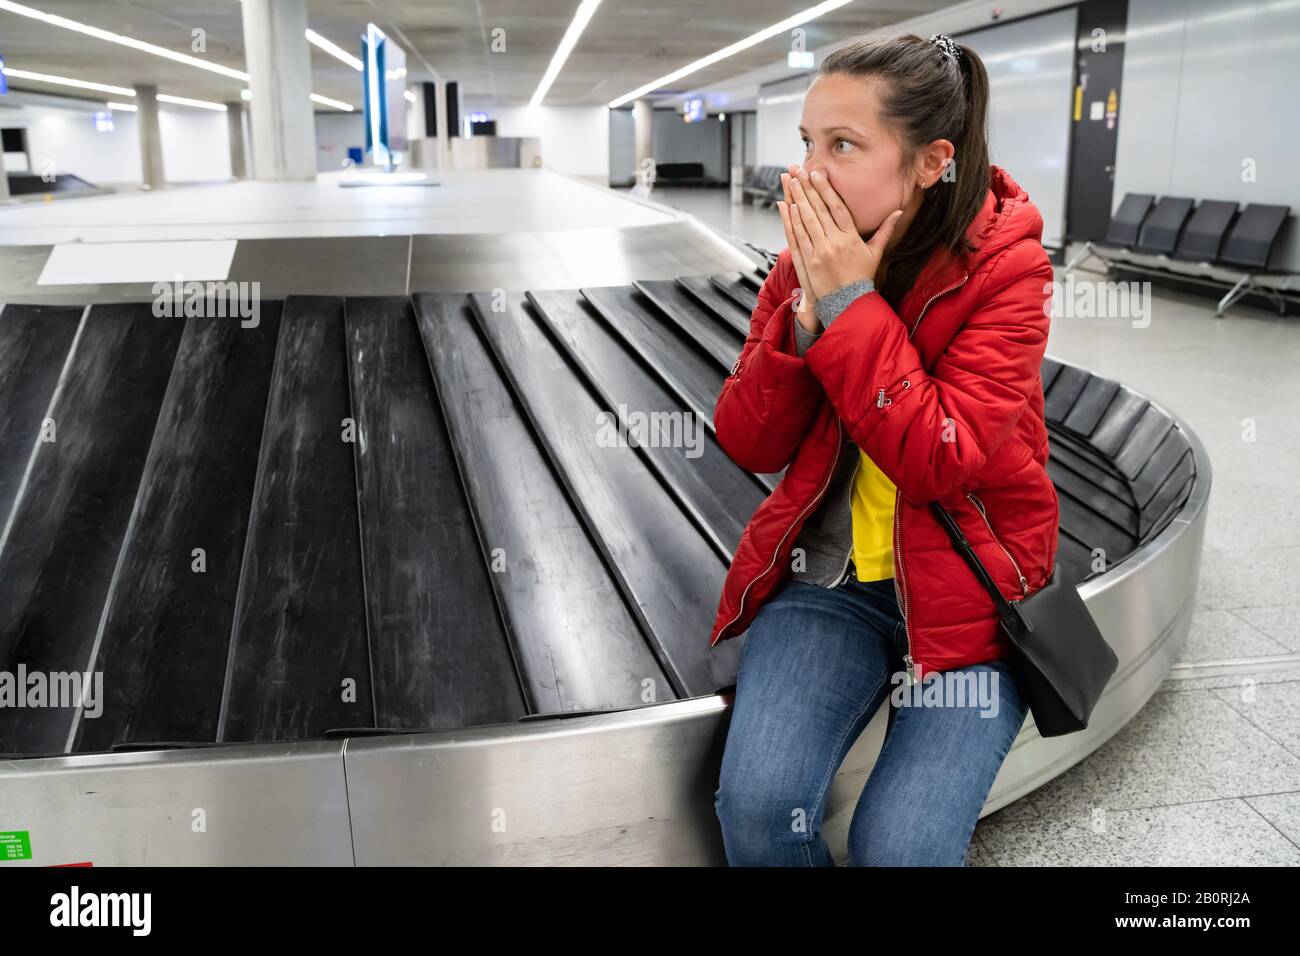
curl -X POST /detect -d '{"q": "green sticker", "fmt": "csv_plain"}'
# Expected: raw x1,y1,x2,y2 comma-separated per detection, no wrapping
0,831,32,861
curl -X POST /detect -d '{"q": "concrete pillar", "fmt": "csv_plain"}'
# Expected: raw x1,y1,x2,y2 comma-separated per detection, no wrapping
135,84,165,189
240,0,316,181
225,101,248,179
0,162,8,201
633,99,653,184
433,78,449,172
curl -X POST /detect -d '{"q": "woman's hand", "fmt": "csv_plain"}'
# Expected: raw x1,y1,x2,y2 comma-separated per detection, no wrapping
783,167,903,296
777,166,822,335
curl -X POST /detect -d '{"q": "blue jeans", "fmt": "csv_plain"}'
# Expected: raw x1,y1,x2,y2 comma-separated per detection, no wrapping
713,576,1029,866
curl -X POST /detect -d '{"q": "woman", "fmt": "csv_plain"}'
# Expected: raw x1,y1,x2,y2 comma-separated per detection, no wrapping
709,33,1059,866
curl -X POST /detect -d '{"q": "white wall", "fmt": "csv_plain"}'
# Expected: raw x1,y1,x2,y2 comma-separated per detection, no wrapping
158,109,231,182
315,111,366,172
3,97,230,185
16,105,144,184
484,104,609,179
959,7,1077,249
755,73,811,168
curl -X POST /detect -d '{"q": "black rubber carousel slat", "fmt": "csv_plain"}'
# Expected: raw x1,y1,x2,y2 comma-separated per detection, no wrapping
0,304,84,524
707,272,761,316
1062,376,1121,437
580,286,725,428
415,293,673,714
1131,427,1192,511
580,285,779,494
345,296,526,731
1047,439,1133,502
467,291,741,697
1048,423,1128,480
1057,490,1137,570
1089,387,1151,457
1043,363,1092,424
1040,357,1064,394
528,288,766,558
74,307,283,753
1052,526,1097,586
633,278,743,371
218,297,371,743
1046,458,1138,538
1113,404,1176,482
0,303,184,755
1140,460,1195,541
675,274,752,338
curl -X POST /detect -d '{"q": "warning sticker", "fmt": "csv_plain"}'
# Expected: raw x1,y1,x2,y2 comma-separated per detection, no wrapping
1,831,33,861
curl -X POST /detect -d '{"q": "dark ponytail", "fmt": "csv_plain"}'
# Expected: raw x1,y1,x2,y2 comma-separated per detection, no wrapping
818,33,991,311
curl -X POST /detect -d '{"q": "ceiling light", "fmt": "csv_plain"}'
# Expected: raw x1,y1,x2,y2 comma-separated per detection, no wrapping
608,0,854,108
0,0,248,81
0,65,135,96
530,0,603,107
0,1,355,109
106,101,138,111
156,93,227,111
306,28,363,71
311,93,354,112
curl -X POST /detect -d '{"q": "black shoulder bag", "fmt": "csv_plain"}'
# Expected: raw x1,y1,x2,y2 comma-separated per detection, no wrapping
928,501,1119,738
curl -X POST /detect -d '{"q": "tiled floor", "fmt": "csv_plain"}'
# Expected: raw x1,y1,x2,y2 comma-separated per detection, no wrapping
636,183,1300,866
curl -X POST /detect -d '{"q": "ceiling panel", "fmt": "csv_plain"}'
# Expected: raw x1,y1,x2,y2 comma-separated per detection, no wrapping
0,0,956,110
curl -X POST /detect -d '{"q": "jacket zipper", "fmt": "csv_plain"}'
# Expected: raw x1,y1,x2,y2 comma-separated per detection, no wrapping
892,271,969,683
711,417,845,645
967,492,1029,597
834,449,862,586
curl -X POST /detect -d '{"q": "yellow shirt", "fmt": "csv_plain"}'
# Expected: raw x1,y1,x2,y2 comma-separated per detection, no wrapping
850,448,897,581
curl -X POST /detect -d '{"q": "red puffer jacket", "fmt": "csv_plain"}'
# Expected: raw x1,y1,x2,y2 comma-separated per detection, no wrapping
709,165,1059,680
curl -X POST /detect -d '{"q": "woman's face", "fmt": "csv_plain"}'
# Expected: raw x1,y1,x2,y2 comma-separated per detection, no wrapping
797,72,949,244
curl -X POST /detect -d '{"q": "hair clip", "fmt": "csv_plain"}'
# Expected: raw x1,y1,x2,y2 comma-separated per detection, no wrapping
928,34,961,62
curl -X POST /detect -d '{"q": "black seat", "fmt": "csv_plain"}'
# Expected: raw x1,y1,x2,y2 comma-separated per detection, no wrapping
1172,200,1238,262
1218,203,1291,270
1135,196,1194,256
1103,193,1156,249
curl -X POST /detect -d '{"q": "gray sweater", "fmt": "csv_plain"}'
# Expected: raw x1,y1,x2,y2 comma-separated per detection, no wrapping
784,277,887,588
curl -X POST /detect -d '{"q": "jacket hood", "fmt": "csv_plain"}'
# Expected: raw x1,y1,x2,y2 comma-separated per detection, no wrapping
966,164,1044,264
901,164,1044,314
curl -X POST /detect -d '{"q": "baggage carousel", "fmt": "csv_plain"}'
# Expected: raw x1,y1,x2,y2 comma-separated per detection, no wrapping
0,221,1209,865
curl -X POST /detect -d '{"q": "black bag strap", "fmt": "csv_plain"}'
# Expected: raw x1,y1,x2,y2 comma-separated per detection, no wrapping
928,502,1034,634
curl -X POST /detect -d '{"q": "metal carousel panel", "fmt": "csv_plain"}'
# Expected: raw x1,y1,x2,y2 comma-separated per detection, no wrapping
0,228,1209,865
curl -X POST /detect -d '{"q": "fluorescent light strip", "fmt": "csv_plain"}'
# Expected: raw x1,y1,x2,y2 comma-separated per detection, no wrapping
608,0,854,108
157,93,227,112
0,66,135,96
106,101,138,112
0,0,248,80
530,0,603,107
0,1,357,109
307,27,363,71
311,92,354,112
